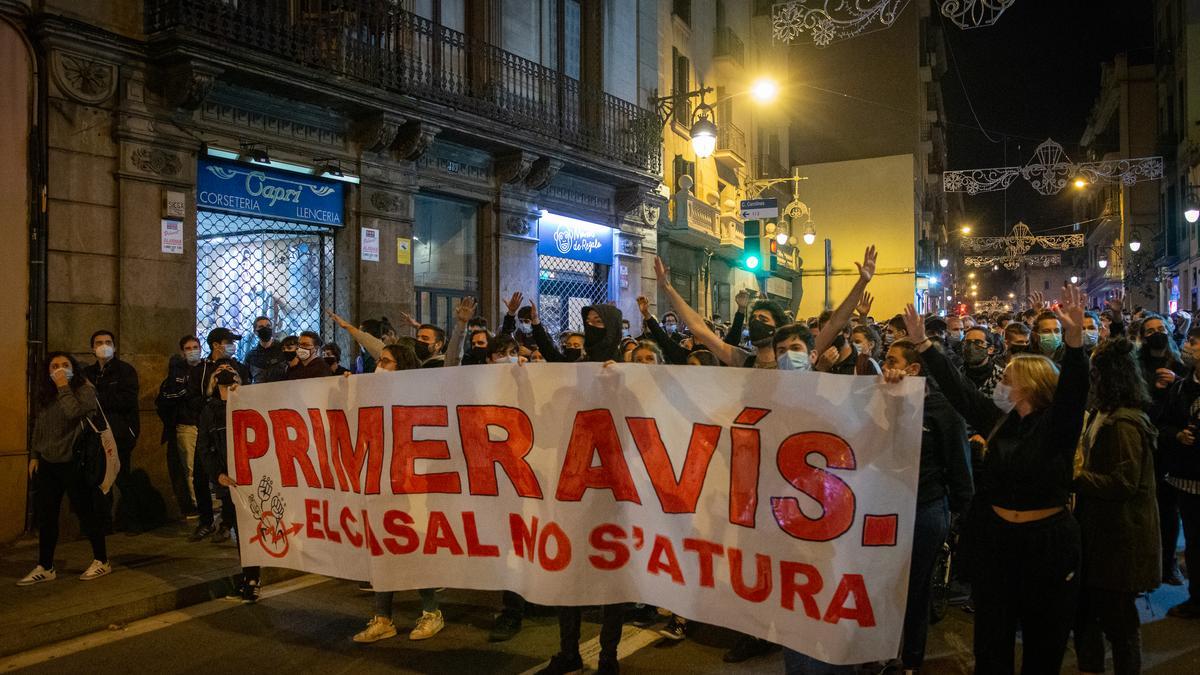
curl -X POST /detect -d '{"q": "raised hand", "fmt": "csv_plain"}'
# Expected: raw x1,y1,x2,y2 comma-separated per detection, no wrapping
397,310,421,329
1054,284,1085,347
1028,291,1047,310
1105,289,1124,314
902,303,927,346
454,296,478,324
856,291,874,318
503,291,524,316
735,289,751,312
328,310,353,331
636,296,651,319
654,256,669,286
855,246,878,285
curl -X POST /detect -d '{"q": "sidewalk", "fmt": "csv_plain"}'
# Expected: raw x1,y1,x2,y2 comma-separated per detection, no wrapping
0,521,299,658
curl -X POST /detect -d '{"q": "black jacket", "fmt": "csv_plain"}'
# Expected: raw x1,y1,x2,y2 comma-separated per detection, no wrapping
83,357,140,449
725,311,746,347
644,316,691,365
500,314,538,351
921,344,1089,511
186,358,250,423
531,324,576,363
918,389,974,512
1155,372,1200,481
196,396,228,478
581,304,624,363
155,354,193,439
245,341,288,384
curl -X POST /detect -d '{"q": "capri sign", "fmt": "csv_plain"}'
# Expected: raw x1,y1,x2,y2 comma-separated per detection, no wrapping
198,159,345,227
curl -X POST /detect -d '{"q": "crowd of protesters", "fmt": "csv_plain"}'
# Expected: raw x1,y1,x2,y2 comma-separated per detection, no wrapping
15,246,1200,674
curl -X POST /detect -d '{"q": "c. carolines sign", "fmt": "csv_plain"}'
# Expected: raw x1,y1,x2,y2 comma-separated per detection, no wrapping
197,159,344,227
537,212,614,264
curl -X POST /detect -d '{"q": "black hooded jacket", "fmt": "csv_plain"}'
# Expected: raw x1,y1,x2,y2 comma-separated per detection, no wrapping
531,303,624,363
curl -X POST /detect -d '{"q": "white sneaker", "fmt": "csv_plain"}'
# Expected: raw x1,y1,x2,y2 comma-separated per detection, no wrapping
79,559,111,581
409,610,444,640
17,565,56,586
353,615,398,643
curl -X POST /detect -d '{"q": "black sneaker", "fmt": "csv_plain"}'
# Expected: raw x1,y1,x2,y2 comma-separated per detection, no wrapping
1168,600,1200,619
658,616,686,641
189,523,216,542
488,613,522,642
242,580,261,604
628,604,658,627
224,583,246,601
596,656,619,675
723,636,775,663
533,652,583,675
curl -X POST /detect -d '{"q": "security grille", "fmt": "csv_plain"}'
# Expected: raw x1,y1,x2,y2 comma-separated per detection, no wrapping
538,254,609,342
196,210,335,362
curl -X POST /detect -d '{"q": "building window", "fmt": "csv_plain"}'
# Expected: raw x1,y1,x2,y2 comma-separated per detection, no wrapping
673,154,695,191
672,0,691,26
196,211,335,362
1044,280,1050,291
672,48,691,126
414,194,478,333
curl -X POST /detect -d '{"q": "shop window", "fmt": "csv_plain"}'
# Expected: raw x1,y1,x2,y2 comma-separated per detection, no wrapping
196,211,335,362
414,194,479,332
538,255,609,340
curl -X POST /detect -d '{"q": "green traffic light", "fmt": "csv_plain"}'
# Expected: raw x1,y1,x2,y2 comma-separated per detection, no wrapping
745,255,760,270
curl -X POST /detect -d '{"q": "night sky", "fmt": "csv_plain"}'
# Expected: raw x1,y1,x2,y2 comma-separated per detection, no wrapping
940,0,1155,235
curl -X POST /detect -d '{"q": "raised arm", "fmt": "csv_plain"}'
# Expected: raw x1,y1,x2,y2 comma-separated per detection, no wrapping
445,296,476,367
903,303,1005,432
812,246,876,357
638,296,689,364
528,302,567,362
329,310,384,360
724,290,751,346
1047,285,1089,454
655,256,741,366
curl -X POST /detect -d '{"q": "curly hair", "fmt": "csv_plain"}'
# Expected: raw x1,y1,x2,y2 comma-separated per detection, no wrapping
1091,338,1151,412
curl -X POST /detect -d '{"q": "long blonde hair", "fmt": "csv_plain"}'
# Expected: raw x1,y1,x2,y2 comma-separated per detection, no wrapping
1004,354,1059,411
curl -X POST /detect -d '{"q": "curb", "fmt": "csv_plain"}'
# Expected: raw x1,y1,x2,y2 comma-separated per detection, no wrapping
2,567,304,658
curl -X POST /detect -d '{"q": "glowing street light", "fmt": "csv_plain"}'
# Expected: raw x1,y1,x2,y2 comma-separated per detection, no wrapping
968,272,976,279
750,77,780,104
960,225,972,235
1070,275,1079,284
1128,236,1141,253
1073,178,1089,189
1098,257,1108,269
939,258,949,268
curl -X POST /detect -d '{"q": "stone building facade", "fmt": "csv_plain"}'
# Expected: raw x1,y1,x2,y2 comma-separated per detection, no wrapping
0,0,664,540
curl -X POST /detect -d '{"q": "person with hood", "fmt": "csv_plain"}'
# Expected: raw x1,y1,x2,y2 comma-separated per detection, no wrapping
528,301,623,363
1074,338,1160,675
1154,325,1200,618
155,335,205,517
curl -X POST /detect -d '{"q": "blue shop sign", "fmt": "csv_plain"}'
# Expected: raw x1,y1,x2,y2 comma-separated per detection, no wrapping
537,213,614,264
197,158,344,227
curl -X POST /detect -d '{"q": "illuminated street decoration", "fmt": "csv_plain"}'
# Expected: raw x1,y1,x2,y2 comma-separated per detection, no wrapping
960,222,1082,270
771,0,911,47
940,0,1017,30
943,138,1163,196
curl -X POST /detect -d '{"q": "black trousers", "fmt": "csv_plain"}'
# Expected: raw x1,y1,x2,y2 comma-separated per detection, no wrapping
1074,586,1141,675
501,591,526,619
35,460,107,568
558,605,623,661
971,509,1081,675
1158,476,1181,575
1179,490,1200,605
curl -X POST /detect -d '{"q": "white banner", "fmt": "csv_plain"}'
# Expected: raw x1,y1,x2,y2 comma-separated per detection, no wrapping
226,364,923,665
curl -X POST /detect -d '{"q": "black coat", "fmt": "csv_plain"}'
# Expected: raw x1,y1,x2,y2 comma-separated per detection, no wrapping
196,396,228,479
84,357,140,449
154,354,192,441
1074,407,1161,592
1154,372,1200,481
918,389,974,512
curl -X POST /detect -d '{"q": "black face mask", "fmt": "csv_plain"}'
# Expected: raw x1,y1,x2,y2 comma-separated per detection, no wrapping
1008,344,1029,356
748,319,775,345
214,370,238,386
283,349,297,361
1145,332,1169,351
562,347,583,361
323,356,337,366
469,346,488,362
415,341,434,361
584,324,607,345
256,326,273,342
963,342,989,366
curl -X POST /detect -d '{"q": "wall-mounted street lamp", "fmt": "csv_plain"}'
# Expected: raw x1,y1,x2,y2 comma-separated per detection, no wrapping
651,85,718,158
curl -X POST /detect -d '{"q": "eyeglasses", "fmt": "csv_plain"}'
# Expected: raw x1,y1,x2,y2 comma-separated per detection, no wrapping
963,339,988,347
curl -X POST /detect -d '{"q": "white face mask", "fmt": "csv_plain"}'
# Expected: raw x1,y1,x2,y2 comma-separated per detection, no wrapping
517,321,533,335
184,348,202,365
296,347,312,362
95,344,114,360
777,350,812,372
1081,329,1100,348
53,366,73,381
505,355,520,364
992,382,1016,413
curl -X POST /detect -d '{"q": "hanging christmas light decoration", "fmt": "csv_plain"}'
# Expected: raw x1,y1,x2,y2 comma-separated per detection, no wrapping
943,138,1163,196
940,0,1017,30
771,0,911,47
965,253,1061,270
960,221,1082,269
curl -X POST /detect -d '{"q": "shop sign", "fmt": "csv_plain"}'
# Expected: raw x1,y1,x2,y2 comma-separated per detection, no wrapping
197,158,344,227
537,213,613,265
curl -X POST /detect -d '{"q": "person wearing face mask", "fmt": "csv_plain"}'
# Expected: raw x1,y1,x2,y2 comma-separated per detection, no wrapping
1138,313,1190,587
851,325,883,362
525,301,613,363
322,343,350,375
244,316,288,384
887,288,1089,675
1033,310,1067,362
722,288,754,348
960,327,1004,397
414,324,447,368
83,330,142,531
634,295,691,364
1157,326,1200,618
284,331,333,380
656,248,876,379
19,352,109,586
155,336,209,520
1081,311,1103,353
884,315,908,350
196,363,261,603
486,335,525,364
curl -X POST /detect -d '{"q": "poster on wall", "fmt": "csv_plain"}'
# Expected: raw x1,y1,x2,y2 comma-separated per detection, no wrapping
361,228,380,262
161,219,184,254
396,237,411,265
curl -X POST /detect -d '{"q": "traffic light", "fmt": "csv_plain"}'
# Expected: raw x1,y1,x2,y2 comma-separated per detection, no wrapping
742,220,776,273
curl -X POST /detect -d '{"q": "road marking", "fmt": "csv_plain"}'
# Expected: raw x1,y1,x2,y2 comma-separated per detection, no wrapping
519,622,662,675
0,574,330,672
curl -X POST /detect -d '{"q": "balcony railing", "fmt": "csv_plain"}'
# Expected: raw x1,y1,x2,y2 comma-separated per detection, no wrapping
713,26,744,67
716,122,747,163
145,0,660,173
